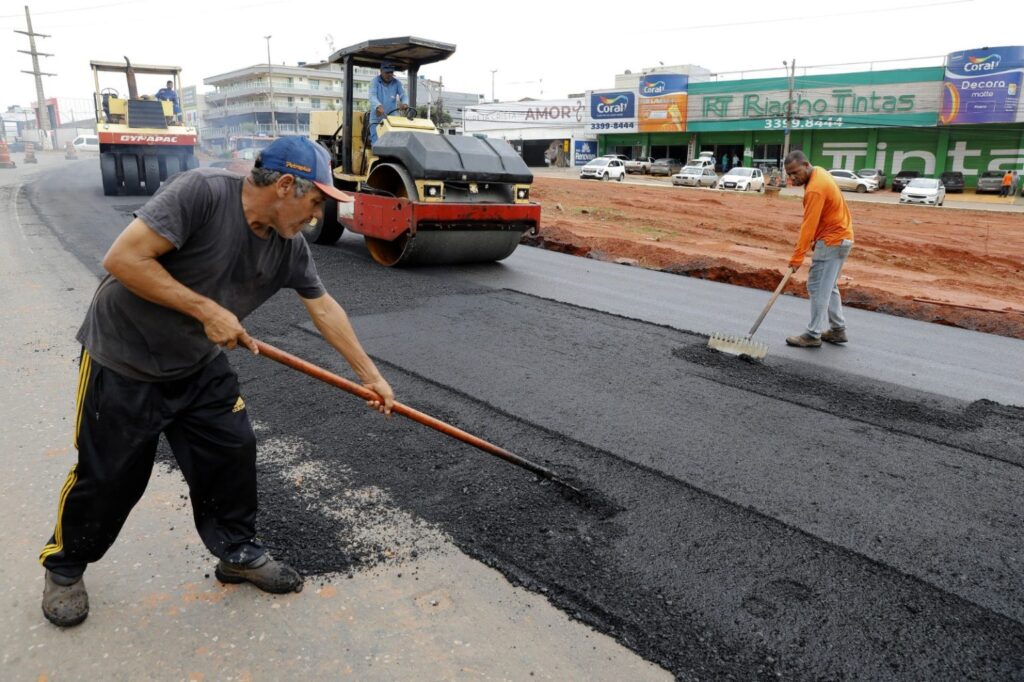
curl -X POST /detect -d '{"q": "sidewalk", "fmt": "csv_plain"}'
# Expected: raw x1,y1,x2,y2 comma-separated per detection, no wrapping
0,156,668,680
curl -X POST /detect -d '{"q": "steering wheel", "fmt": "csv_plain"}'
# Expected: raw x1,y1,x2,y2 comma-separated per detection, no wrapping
384,106,415,121
100,87,119,98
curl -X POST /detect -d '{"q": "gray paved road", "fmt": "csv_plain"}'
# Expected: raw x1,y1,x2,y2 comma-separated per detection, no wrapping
449,245,1024,406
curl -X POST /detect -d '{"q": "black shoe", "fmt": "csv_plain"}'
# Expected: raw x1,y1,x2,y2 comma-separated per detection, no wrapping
42,570,89,627
215,554,303,594
821,328,848,344
785,333,822,348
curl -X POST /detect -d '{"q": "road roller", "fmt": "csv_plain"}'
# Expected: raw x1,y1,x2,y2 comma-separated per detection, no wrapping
307,37,540,266
90,58,198,196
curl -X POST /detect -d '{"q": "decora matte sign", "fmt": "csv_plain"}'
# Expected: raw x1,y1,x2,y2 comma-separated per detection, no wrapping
942,46,1024,124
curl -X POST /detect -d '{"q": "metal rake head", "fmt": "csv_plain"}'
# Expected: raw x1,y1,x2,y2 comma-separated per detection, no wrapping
707,332,769,360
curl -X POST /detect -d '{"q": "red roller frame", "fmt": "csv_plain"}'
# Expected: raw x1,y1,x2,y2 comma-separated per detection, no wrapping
343,194,541,241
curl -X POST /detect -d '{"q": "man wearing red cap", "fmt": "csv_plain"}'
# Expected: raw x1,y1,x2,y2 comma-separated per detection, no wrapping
39,136,394,627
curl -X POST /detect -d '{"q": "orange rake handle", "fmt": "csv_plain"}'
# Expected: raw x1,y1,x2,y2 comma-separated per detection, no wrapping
253,339,564,484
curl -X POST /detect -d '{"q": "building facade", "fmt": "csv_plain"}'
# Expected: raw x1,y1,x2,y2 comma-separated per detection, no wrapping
463,98,592,166
593,46,1024,188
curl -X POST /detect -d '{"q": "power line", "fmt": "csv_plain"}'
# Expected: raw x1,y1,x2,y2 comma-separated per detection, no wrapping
0,1,143,18
648,0,973,33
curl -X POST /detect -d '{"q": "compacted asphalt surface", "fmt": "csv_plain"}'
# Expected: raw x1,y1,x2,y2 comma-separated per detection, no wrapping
13,159,1024,680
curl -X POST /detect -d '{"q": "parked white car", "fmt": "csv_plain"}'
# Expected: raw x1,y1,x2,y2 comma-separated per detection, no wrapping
828,168,877,193
899,177,945,206
72,135,100,152
717,167,765,192
673,166,718,188
580,157,626,181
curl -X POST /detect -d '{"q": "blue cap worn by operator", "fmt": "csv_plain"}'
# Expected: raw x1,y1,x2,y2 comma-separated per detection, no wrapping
256,136,352,202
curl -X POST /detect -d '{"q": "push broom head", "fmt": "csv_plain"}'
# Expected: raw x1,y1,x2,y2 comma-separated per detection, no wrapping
707,332,769,360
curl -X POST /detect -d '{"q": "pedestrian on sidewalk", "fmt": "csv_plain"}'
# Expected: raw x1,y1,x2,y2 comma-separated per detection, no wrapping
39,136,395,627
782,150,855,348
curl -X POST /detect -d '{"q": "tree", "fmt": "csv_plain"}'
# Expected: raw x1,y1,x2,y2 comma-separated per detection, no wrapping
415,101,453,128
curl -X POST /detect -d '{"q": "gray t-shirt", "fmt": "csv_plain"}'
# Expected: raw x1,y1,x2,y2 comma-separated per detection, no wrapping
77,168,325,381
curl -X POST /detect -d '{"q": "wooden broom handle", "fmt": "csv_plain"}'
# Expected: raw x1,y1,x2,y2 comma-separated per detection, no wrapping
253,339,561,482
748,268,794,337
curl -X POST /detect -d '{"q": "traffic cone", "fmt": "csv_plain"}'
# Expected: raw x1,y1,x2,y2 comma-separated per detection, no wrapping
64,141,78,160
0,140,15,169
24,142,38,164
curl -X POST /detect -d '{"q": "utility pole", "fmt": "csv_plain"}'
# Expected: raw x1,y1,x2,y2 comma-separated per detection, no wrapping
781,58,796,165
490,69,497,103
438,75,444,130
16,5,56,134
419,75,433,122
265,35,277,137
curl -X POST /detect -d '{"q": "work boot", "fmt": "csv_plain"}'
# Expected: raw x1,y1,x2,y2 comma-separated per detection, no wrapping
821,328,848,344
215,553,303,594
785,333,822,348
42,570,89,627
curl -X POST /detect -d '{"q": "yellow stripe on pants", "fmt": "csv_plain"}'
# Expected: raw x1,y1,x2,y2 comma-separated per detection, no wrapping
39,464,78,563
73,350,91,450
41,351,90,564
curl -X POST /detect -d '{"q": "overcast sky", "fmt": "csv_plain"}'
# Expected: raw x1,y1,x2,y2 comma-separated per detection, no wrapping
1,0,1019,110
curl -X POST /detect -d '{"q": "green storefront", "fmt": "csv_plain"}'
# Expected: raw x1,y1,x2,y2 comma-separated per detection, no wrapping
599,65,1024,188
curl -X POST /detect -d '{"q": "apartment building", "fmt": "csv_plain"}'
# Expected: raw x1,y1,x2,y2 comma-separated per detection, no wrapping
202,61,475,152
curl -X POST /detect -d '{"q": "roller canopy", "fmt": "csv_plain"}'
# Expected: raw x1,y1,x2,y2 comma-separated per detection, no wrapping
326,37,455,71
90,60,181,75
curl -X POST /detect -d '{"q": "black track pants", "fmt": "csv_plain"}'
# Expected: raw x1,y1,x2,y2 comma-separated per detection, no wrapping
40,350,263,579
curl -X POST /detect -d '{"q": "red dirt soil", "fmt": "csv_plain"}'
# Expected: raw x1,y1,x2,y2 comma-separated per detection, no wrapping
527,177,1024,339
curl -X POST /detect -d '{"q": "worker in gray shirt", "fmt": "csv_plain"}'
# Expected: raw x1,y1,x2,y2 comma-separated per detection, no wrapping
39,136,394,627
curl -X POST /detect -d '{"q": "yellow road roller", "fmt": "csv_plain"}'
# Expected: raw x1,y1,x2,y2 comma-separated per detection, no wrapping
307,37,540,266
90,58,198,196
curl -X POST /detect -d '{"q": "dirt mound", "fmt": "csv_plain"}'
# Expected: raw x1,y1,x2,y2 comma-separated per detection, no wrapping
528,178,1024,339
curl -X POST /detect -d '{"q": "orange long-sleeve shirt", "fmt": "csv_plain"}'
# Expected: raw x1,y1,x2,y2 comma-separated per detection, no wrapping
790,166,855,268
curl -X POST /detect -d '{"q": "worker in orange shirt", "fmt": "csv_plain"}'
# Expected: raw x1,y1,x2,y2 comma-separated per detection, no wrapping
782,150,855,348
1000,170,1013,197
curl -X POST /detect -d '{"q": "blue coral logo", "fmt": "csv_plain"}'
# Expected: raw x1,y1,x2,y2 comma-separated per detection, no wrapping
641,80,666,95
964,54,1001,72
591,92,635,119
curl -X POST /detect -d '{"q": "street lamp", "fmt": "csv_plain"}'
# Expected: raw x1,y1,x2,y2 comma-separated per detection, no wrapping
265,35,277,137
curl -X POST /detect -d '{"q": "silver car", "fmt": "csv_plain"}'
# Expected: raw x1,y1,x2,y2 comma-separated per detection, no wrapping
828,168,877,193
672,166,718,188
649,158,683,176
976,170,1006,194
857,168,886,189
